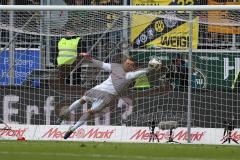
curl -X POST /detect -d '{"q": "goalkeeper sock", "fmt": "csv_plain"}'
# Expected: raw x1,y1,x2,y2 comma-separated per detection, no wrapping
65,99,81,115
70,112,91,131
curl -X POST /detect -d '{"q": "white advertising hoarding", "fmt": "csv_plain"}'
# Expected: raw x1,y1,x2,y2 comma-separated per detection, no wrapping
0,124,239,145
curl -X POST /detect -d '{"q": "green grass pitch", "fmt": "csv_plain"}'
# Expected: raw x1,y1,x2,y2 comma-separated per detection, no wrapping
0,140,239,160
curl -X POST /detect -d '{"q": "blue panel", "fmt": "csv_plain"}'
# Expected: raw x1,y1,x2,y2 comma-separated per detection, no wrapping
0,50,9,85
0,49,40,86
14,49,40,86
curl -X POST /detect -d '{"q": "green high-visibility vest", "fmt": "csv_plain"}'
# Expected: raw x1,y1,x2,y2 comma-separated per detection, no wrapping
57,37,80,66
134,74,151,89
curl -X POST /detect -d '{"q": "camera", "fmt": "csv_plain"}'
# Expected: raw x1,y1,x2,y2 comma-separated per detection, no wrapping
149,120,156,132
158,121,180,144
148,120,159,142
222,120,239,144
224,121,234,131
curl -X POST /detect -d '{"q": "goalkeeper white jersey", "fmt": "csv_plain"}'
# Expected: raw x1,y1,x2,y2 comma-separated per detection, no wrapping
91,59,148,96
94,76,118,95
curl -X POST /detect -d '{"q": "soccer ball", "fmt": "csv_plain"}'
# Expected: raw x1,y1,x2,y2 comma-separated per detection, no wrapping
148,58,162,70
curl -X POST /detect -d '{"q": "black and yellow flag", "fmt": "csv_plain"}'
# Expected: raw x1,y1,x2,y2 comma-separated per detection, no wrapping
131,0,199,49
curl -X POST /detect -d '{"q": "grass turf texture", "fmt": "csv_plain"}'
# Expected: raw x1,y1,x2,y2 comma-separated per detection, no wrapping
0,141,239,160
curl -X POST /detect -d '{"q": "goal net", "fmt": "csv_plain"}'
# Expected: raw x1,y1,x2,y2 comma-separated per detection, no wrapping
0,5,240,139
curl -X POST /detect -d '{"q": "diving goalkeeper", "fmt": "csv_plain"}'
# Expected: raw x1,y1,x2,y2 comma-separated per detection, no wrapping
57,52,151,139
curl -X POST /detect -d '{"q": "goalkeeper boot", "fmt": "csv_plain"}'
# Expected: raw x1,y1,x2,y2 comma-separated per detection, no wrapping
64,129,73,139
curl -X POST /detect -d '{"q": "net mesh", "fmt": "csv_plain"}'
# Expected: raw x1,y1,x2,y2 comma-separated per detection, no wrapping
1,10,240,36
0,7,240,131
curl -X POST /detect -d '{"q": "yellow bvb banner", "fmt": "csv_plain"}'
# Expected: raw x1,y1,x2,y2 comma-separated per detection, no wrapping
131,0,199,49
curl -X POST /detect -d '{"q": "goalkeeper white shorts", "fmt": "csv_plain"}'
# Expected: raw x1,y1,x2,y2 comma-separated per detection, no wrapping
83,89,115,113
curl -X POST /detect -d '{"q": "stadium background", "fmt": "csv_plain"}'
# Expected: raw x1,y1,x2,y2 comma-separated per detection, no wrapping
0,0,240,129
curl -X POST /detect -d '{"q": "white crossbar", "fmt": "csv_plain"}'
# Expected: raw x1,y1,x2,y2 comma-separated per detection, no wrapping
0,5,240,11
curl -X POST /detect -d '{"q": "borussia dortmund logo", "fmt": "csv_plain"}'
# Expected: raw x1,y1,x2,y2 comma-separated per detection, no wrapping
154,20,164,33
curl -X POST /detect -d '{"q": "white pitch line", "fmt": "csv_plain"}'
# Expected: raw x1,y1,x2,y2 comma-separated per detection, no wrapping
0,151,236,160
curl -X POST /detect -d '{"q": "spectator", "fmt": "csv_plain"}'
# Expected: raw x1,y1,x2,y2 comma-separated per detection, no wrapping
167,54,188,88
57,32,87,84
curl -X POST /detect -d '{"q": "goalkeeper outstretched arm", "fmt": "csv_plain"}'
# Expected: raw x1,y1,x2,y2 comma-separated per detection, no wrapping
79,52,111,72
125,68,150,80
